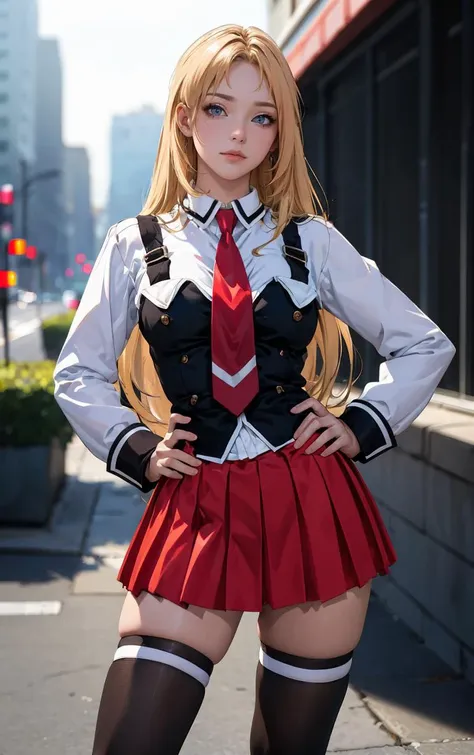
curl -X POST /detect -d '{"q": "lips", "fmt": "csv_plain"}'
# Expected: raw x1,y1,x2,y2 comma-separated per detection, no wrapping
221,151,246,158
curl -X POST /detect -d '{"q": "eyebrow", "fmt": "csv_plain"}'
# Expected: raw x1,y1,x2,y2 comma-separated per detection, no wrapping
207,92,277,109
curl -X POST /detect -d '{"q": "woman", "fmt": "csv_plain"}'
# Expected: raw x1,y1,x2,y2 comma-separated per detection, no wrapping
53,24,455,755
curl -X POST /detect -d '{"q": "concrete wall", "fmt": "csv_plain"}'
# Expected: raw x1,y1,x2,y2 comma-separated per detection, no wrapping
268,0,293,41
359,402,474,684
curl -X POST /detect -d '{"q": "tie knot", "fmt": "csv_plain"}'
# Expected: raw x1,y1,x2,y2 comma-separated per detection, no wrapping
216,208,237,236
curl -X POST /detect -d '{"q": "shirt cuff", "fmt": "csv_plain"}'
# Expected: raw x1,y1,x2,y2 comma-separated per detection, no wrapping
341,399,396,463
106,423,160,492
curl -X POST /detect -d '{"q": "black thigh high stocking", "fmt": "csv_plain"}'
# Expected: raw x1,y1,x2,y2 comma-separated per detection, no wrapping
91,635,214,755
250,644,353,755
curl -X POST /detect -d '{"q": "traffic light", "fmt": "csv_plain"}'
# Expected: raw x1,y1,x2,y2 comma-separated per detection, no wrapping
82,263,92,275
26,245,37,260
0,270,17,288
65,267,74,278
8,238,27,256
0,184,14,205
75,253,86,264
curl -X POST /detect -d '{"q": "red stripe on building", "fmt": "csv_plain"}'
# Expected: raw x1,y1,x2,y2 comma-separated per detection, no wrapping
286,0,399,79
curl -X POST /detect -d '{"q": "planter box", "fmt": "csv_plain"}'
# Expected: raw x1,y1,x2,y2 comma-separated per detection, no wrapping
41,331,65,361
0,438,65,526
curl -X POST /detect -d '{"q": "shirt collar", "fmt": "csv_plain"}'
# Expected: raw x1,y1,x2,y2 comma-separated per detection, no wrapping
182,187,266,230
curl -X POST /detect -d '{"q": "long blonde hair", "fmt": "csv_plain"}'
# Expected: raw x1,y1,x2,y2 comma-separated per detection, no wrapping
117,24,356,436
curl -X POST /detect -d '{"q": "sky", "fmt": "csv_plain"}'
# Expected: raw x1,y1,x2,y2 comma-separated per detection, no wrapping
38,0,268,209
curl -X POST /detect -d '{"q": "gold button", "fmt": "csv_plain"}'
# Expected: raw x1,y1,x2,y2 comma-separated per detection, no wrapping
276,385,285,394
251,249,261,257
180,354,189,364
293,310,303,321
160,314,171,325
190,394,199,406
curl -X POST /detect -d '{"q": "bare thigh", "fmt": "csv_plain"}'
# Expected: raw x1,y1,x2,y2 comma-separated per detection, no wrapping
257,581,372,658
119,591,243,665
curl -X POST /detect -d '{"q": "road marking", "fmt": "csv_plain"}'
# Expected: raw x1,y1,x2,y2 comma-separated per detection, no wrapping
0,600,62,616
0,318,41,347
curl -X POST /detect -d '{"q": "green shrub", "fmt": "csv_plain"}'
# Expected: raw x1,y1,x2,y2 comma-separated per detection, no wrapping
0,361,74,448
41,311,75,360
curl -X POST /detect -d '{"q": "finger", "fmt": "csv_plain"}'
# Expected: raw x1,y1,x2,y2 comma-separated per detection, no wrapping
163,430,197,448
166,449,202,466
293,412,335,441
293,418,322,449
305,426,340,455
293,413,317,440
161,458,200,476
320,436,345,457
307,399,329,417
152,466,182,480
290,397,315,414
290,397,328,416
169,429,198,444
168,414,192,433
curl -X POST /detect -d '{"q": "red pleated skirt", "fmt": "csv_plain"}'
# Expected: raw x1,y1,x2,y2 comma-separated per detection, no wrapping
117,439,396,611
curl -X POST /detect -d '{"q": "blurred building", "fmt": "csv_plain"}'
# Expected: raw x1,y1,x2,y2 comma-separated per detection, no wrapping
0,0,38,235
29,37,66,291
107,105,163,226
270,0,474,685
270,0,471,398
93,205,109,251
64,146,95,287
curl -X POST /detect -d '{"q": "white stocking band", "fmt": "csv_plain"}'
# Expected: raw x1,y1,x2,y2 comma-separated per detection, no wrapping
259,648,353,683
114,644,211,687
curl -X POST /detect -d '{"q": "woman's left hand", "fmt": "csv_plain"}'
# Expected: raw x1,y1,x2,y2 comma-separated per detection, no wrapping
291,397,361,458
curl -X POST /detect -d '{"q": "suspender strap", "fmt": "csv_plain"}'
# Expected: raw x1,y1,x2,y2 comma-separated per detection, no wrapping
136,214,309,286
137,214,170,284
282,218,309,283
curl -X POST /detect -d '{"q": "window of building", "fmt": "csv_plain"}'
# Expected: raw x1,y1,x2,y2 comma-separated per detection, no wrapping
0,116,8,127
0,71,8,82
0,93,8,104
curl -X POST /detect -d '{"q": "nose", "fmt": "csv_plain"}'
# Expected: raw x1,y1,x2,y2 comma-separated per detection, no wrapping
231,125,246,144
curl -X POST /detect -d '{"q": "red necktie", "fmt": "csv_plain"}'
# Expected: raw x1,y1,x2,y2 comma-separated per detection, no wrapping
211,208,259,415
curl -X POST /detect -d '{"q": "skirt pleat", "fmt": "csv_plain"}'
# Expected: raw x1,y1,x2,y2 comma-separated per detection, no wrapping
117,438,397,611
258,450,306,608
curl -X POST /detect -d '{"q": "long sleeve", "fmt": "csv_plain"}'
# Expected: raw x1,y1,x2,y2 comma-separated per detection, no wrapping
303,218,456,462
53,222,160,490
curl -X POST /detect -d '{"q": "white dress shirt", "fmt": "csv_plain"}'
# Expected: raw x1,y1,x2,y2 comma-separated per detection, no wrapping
53,187,455,489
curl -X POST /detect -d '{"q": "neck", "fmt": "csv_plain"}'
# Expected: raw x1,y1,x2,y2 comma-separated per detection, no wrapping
194,157,251,203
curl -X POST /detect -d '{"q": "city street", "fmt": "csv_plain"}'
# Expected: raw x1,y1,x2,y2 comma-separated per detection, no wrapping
0,300,66,362
0,436,474,755
1,0,474,752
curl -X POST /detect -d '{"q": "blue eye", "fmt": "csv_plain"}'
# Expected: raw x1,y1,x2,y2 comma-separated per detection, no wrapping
205,104,226,117
253,113,276,127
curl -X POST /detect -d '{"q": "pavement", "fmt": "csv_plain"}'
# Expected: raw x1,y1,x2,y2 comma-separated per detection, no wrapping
0,299,66,362
1,436,474,754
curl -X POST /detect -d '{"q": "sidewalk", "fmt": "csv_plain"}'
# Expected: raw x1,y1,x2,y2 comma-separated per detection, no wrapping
1,437,473,753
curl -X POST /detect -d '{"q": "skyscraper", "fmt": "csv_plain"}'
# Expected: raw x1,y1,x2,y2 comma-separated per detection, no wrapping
107,105,163,226
29,37,65,289
0,0,38,235
64,146,95,283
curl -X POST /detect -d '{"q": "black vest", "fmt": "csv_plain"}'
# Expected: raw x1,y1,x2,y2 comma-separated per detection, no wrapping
137,214,319,458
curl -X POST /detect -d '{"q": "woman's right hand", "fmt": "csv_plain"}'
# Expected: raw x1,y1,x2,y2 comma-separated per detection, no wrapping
145,413,202,482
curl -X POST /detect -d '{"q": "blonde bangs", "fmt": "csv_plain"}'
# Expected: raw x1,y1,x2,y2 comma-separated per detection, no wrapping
122,25,356,435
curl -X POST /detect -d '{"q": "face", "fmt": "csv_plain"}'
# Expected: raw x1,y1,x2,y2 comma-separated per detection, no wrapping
178,60,278,185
